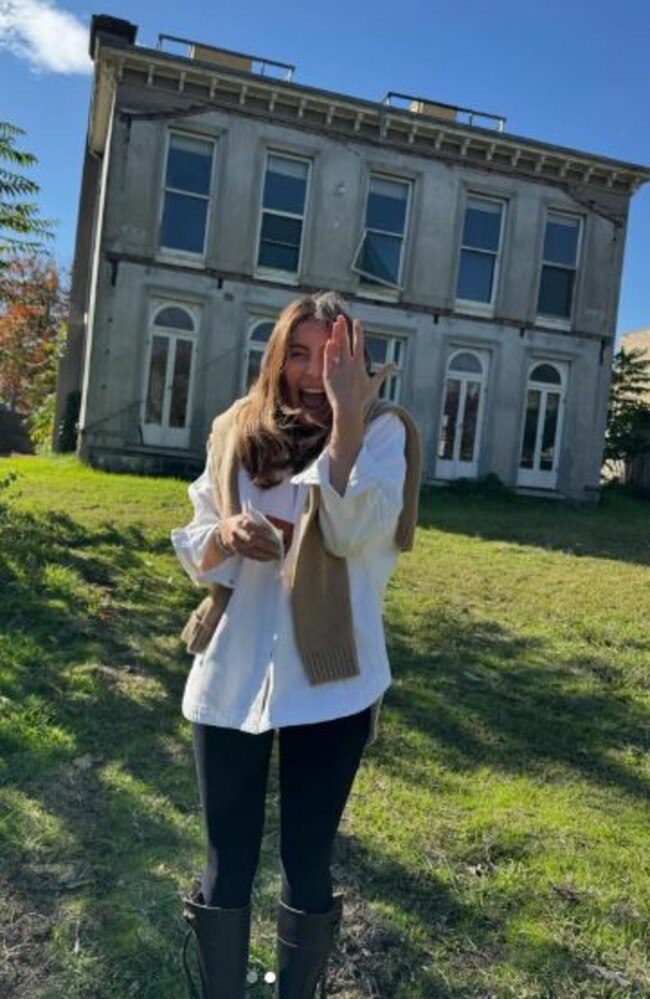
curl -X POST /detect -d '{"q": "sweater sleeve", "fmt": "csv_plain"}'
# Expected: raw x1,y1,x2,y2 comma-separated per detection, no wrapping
170,456,241,588
292,413,406,557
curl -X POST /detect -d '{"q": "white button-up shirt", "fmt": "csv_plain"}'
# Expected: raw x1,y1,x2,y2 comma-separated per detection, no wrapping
171,413,406,734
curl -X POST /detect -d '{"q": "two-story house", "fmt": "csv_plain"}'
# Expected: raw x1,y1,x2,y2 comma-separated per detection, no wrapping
56,14,650,499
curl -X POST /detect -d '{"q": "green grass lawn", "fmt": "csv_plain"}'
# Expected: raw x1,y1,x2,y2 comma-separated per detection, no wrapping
1,456,649,998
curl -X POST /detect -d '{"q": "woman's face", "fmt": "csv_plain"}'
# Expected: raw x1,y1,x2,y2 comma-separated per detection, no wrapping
283,318,331,425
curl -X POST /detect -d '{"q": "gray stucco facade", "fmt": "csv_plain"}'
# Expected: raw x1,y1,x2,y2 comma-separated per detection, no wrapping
57,16,650,498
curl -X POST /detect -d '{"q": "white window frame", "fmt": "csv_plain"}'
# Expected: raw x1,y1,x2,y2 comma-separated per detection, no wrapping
255,151,312,282
435,347,490,481
364,331,407,402
455,194,506,314
140,299,200,449
242,318,275,392
536,211,583,328
157,130,217,264
352,173,412,291
517,360,568,490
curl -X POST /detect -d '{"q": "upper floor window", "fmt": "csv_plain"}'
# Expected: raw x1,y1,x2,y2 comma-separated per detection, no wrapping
364,333,405,402
159,133,215,256
537,212,581,320
257,153,310,274
353,175,411,289
455,196,505,307
244,320,275,388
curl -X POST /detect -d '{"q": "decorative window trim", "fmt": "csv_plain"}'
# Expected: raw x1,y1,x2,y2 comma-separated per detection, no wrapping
254,150,312,279
351,173,412,290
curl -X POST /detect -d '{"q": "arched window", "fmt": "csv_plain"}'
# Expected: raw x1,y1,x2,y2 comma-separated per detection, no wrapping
245,320,275,389
518,360,567,489
142,301,199,449
436,348,489,479
153,305,195,331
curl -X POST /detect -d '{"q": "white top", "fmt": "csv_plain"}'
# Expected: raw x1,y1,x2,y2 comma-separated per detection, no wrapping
171,413,406,734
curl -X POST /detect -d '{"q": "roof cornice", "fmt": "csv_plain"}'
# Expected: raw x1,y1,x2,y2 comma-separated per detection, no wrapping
89,43,650,195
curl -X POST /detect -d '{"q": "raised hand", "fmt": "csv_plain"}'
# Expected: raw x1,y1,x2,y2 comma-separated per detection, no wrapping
323,316,395,421
324,316,395,495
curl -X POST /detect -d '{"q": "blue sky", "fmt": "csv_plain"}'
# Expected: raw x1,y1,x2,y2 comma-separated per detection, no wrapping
1,0,649,337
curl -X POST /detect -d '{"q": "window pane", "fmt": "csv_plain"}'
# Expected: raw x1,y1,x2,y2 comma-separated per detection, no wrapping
169,339,193,429
166,136,213,195
366,178,408,233
460,381,481,461
463,201,502,251
263,156,308,214
530,363,561,385
456,249,495,303
359,232,402,284
538,265,575,318
154,306,194,331
258,240,300,271
520,389,541,468
160,192,208,253
145,336,169,425
540,392,560,470
449,351,482,374
250,322,274,343
260,213,302,247
258,214,303,270
365,336,388,365
382,374,400,402
543,216,579,266
439,378,460,460
246,350,263,388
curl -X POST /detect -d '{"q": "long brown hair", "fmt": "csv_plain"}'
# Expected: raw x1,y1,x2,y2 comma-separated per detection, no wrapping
235,292,351,487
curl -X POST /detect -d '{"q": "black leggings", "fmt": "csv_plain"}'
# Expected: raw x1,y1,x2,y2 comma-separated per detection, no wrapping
192,707,370,913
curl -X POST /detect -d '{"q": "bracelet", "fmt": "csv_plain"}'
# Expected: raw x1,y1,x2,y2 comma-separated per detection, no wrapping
213,525,236,558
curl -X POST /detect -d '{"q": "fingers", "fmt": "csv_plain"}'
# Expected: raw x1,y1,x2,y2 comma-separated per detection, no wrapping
229,515,281,561
369,362,397,400
331,314,351,361
328,316,364,367
352,319,365,365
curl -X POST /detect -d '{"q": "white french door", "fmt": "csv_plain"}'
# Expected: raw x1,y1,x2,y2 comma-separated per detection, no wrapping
141,302,199,449
517,361,567,489
436,349,489,479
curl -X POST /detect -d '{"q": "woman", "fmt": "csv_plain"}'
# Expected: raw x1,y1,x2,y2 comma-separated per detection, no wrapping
172,291,421,999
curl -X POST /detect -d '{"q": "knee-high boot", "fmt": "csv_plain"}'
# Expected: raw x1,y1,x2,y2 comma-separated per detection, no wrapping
182,892,251,999
275,896,343,999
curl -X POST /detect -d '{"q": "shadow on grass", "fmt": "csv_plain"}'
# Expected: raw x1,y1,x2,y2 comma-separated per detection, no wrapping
0,504,201,997
417,484,650,568
2,498,649,997
378,612,650,804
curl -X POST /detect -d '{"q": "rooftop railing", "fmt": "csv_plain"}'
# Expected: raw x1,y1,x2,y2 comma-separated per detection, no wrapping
156,34,295,81
383,92,506,132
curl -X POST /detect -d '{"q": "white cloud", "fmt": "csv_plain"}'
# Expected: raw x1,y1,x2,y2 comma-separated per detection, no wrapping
0,0,91,74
